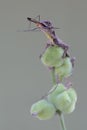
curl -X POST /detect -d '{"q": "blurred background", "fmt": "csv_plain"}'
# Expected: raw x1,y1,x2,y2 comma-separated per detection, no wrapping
0,0,87,130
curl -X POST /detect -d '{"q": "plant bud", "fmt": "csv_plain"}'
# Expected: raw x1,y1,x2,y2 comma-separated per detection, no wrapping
41,45,64,67
30,99,56,120
55,57,72,80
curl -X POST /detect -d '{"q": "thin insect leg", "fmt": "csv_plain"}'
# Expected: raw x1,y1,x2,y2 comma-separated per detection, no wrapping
21,28,40,32
53,27,60,29
46,40,53,46
28,27,40,31
64,77,72,89
71,57,76,67
34,15,40,21
63,46,69,58
39,41,52,59
38,15,40,21
66,81,72,88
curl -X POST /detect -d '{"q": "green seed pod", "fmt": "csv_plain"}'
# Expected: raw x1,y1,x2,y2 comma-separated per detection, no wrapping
67,88,77,103
62,102,76,113
30,99,56,120
48,84,77,114
54,91,72,111
41,45,64,67
62,88,77,113
48,84,66,105
55,57,72,80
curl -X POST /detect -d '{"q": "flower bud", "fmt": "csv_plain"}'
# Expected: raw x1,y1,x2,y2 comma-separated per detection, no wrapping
55,57,72,80
41,45,64,67
30,99,56,120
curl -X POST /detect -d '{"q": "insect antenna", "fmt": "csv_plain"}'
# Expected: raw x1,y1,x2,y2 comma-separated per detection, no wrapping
52,27,60,29
34,15,40,21
22,28,40,32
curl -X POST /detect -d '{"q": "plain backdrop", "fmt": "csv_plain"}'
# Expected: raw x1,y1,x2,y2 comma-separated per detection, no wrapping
0,0,87,130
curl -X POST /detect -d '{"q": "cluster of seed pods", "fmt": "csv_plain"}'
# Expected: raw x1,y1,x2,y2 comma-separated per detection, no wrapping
30,44,77,120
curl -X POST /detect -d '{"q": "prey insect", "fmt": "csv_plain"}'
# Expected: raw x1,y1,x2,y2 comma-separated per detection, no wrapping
27,16,69,57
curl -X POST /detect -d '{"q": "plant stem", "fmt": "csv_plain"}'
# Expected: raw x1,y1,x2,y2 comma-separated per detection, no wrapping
51,67,56,85
51,68,67,130
58,111,67,130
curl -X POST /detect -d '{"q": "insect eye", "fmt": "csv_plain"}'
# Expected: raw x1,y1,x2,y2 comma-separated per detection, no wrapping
41,23,47,28
44,21,51,26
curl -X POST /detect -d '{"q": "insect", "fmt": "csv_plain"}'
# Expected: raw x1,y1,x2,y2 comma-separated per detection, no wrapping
27,15,69,57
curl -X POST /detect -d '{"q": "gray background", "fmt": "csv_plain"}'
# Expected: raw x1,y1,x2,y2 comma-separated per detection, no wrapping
0,0,87,130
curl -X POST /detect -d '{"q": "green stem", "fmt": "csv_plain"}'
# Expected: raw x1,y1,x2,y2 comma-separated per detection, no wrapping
58,111,67,130
51,68,66,130
51,67,56,85
51,68,67,130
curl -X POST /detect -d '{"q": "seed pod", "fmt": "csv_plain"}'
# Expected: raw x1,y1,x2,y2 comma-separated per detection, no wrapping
62,88,77,113
54,91,72,111
30,99,56,120
41,45,64,67
67,88,77,103
48,84,66,105
62,102,76,113
48,84,77,114
55,57,72,80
